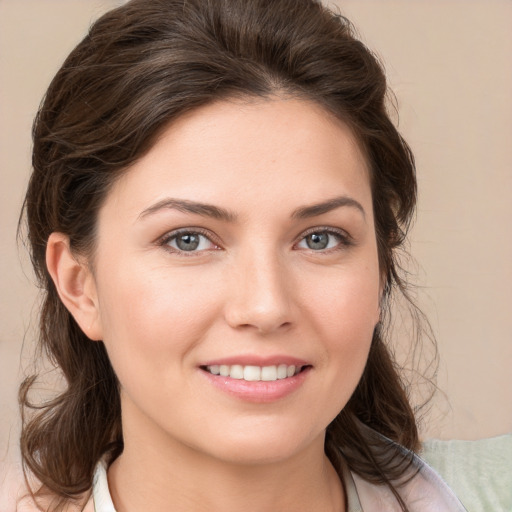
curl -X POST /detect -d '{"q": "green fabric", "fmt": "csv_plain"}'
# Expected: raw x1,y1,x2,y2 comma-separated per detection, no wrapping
421,435,512,512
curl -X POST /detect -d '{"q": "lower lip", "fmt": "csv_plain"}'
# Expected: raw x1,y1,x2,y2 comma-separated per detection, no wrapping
200,367,311,403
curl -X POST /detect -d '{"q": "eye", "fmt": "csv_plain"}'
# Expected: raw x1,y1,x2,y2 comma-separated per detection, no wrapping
296,229,350,251
161,229,219,253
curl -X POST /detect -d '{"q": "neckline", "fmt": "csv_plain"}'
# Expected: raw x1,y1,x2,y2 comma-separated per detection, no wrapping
91,459,363,512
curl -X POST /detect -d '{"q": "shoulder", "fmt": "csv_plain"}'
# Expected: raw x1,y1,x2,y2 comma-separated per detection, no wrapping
421,435,512,512
0,460,28,512
351,454,468,512
0,461,94,512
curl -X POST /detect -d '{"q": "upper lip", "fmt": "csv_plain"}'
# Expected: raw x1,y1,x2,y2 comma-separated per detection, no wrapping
200,355,311,367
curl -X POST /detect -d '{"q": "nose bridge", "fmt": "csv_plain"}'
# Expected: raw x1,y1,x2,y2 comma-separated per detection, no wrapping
225,243,293,333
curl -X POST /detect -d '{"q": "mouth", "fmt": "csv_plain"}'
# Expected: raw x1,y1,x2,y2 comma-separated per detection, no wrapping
199,359,312,402
200,364,311,382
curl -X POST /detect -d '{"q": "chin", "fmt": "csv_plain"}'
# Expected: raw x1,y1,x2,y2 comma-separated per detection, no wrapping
195,424,325,467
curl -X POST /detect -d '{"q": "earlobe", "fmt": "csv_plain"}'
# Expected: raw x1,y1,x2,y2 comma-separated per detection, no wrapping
46,232,103,341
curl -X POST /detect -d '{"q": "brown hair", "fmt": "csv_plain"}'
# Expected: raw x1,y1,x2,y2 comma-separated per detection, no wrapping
20,0,430,510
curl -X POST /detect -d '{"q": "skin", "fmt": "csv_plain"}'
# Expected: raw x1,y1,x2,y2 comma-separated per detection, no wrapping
47,97,382,512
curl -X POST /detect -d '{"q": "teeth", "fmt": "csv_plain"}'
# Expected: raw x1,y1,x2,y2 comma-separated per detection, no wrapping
209,365,220,375
277,364,288,379
230,365,244,379
244,365,261,381
261,366,277,381
205,364,303,381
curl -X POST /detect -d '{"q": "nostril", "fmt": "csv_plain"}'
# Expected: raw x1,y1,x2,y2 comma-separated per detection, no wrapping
256,320,292,335
225,311,293,334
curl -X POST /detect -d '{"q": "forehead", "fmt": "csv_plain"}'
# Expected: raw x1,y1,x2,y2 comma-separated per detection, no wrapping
101,97,372,221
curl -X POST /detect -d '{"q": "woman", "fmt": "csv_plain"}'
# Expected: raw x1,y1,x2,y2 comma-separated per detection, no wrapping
17,0,466,510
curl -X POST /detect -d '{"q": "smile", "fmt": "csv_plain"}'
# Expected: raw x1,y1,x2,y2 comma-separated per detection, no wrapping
203,364,305,382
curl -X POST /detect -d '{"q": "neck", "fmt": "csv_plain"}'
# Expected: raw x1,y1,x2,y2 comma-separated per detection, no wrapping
107,405,344,512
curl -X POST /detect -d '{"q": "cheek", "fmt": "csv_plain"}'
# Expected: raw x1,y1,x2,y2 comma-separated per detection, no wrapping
306,261,381,332
304,263,380,389
95,263,224,373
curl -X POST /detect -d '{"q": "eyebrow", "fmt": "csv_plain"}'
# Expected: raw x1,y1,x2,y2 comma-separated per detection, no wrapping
291,196,366,220
138,198,237,222
138,195,365,222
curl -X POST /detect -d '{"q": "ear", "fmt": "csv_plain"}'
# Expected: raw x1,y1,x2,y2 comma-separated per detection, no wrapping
46,232,103,341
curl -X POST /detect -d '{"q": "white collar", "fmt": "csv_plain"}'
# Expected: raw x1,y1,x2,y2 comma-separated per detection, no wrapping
92,461,116,512
91,460,363,512
91,454,465,512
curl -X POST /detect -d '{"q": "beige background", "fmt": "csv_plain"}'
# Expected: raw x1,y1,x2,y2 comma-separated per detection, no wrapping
1,0,511,470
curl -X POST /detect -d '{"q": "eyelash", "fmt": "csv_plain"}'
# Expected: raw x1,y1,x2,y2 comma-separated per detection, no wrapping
294,227,353,253
157,226,353,256
158,228,221,256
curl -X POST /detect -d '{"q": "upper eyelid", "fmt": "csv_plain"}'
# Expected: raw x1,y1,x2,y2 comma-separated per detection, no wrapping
157,227,221,247
297,226,352,241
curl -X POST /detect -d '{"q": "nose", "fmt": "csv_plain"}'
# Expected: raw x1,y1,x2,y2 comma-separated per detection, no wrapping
224,250,294,335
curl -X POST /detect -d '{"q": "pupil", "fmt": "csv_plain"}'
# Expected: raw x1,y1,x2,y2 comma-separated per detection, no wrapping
177,233,200,251
307,232,328,250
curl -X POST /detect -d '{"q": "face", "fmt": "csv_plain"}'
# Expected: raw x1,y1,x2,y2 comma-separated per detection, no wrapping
87,98,381,465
